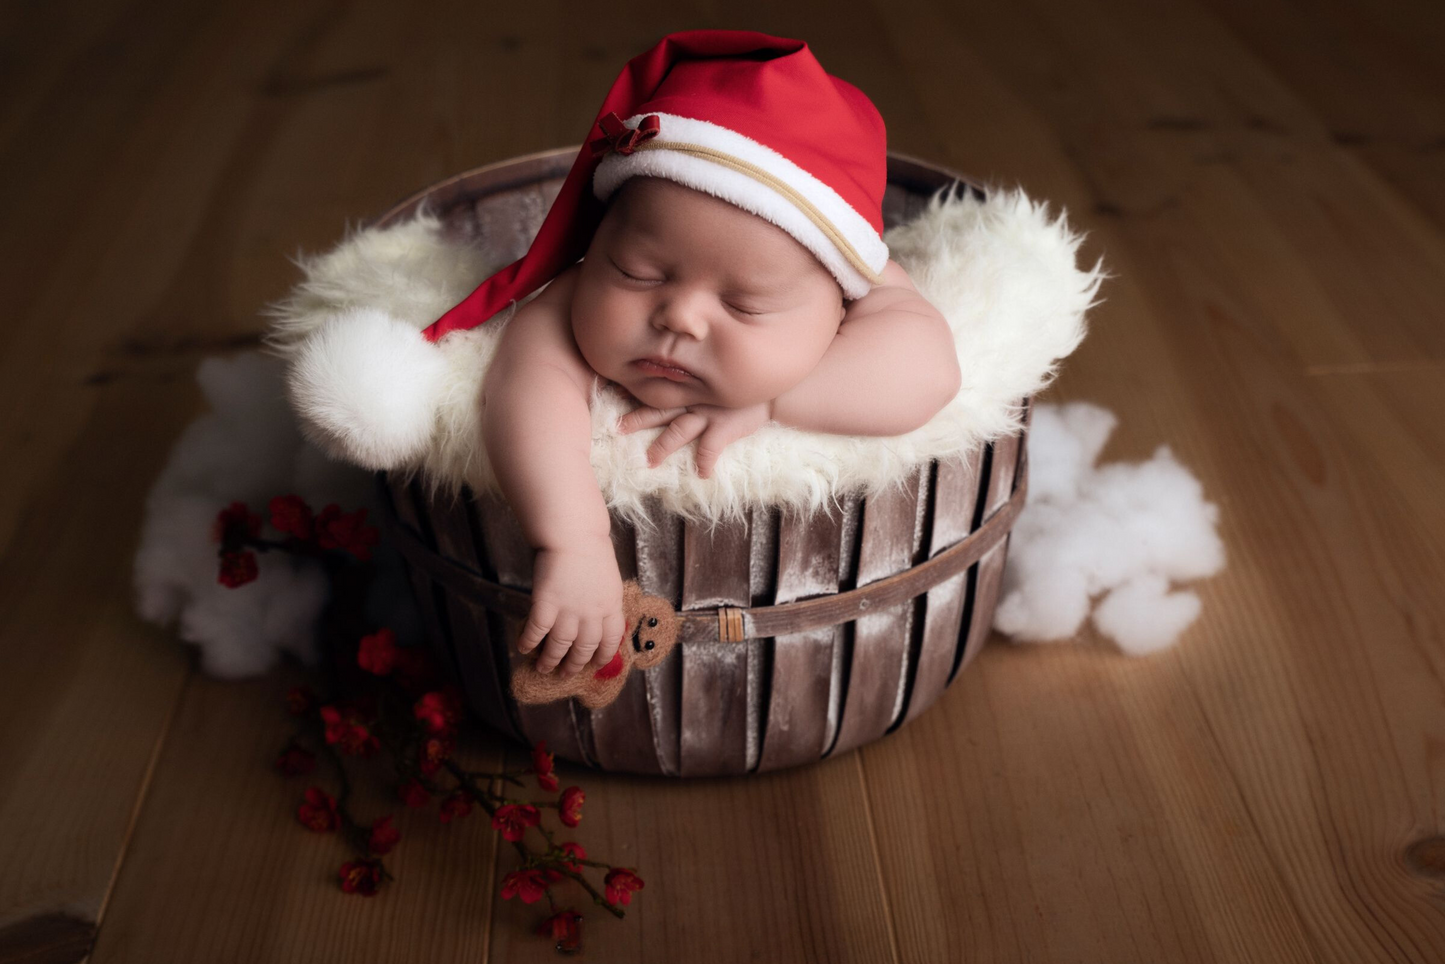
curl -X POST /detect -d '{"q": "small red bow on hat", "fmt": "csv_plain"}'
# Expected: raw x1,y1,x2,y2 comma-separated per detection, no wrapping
590,112,661,157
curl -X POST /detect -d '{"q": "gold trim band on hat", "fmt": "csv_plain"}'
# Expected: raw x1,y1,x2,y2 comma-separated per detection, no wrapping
627,139,885,286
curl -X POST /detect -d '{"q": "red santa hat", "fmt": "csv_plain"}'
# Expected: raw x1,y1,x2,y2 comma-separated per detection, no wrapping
287,29,890,469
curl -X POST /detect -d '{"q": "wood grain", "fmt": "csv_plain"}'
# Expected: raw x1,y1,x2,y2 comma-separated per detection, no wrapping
677,514,753,776
757,502,847,773
486,749,897,963
85,667,510,964
829,468,928,755
4,0,1444,960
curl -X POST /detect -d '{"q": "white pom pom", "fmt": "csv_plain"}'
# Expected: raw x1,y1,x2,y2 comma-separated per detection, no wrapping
285,307,449,470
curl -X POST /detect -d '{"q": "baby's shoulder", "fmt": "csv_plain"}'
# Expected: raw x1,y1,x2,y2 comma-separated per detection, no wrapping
494,264,598,397
532,261,584,309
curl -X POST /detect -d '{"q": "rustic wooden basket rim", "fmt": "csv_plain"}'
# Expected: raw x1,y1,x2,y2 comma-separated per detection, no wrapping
379,438,1029,646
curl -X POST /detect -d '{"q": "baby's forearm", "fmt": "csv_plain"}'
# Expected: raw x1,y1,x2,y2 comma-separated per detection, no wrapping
482,366,611,551
770,308,961,436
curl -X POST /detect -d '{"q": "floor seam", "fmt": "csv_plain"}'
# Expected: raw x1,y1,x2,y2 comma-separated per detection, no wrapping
854,749,903,964
88,665,194,950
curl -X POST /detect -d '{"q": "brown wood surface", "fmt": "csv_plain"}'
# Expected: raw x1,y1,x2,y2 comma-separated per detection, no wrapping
3,0,1443,961
829,468,928,756
903,448,984,727
677,515,755,776
758,502,847,772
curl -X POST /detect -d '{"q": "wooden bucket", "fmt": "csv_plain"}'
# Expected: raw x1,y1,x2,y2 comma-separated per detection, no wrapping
370,148,1032,776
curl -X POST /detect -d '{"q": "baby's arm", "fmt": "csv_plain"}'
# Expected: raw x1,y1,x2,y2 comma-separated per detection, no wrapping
481,264,626,678
770,260,961,436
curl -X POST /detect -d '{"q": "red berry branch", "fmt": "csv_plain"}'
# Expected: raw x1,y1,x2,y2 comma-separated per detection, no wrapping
213,495,378,587
219,496,645,954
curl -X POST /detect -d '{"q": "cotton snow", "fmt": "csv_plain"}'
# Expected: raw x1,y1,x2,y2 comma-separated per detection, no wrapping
993,401,1225,654
133,351,420,678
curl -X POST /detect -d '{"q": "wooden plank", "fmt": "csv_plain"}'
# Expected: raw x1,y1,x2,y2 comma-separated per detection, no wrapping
751,505,786,768
487,747,896,963
1196,0,1445,275
87,666,509,964
903,448,984,726
952,431,1021,679
0,380,193,963
630,498,686,776
386,478,462,686
676,512,753,776
757,503,845,772
829,467,928,755
425,489,523,743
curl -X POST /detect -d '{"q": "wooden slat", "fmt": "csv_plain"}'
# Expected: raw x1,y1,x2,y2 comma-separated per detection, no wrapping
903,448,985,726
474,493,590,768
744,505,783,771
386,478,462,685
628,498,685,776
952,430,1022,680
757,503,845,772
676,512,753,776
426,489,523,743
829,467,929,755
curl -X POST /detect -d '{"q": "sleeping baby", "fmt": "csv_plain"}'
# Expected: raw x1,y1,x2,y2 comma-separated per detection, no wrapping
483,171,961,681
366,29,967,682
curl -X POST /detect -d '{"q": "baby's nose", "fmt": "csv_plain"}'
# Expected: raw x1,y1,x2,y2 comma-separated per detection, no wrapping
653,292,711,338
656,311,706,339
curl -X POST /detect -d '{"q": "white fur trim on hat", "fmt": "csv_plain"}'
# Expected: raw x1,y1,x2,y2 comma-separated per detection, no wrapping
285,306,449,470
592,112,889,300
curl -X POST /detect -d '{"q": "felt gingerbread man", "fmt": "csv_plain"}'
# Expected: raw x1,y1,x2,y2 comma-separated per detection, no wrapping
510,580,679,708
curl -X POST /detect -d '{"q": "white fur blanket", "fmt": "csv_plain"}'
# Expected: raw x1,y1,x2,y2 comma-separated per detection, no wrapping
263,183,1105,529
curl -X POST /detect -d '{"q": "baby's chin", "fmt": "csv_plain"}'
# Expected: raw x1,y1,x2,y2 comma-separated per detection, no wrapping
618,376,701,409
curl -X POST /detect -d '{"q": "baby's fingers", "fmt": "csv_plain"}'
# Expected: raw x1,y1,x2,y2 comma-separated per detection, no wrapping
694,426,737,480
534,613,579,674
647,412,707,467
557,617,602,678
618,405,685,434
517,599,560,655
589,611,628,670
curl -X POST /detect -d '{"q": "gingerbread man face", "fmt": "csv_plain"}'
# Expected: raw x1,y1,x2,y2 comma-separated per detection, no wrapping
626,587,676,671
510,580,680,709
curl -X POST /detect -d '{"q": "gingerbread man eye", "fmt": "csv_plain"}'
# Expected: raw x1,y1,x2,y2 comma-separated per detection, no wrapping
647,616,658,627
644,640,655,650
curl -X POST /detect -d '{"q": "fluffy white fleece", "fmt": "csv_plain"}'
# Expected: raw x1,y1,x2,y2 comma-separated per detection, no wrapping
992,401,1227,654
133,353,421,678
263,182,1107,530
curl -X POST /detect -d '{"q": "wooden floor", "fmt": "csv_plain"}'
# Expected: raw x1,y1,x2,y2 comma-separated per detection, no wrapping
3,0,1443,960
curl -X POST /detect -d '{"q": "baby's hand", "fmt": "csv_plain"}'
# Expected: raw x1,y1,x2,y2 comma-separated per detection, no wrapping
618,401,773,479
518,538,627,678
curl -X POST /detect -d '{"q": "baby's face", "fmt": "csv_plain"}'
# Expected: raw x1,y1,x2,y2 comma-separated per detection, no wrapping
570,176,846,411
